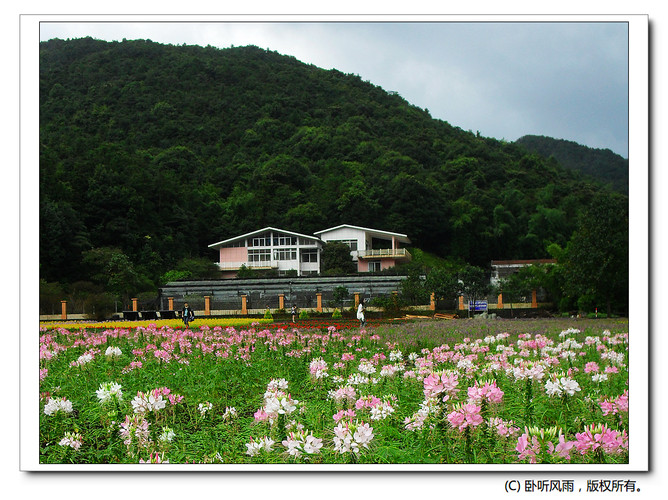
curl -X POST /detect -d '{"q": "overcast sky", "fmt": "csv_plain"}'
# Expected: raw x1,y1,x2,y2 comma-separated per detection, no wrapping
39,21,629,158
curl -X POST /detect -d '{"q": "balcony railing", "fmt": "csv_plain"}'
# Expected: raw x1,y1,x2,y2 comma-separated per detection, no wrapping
357,248,412,260
217,261,278,271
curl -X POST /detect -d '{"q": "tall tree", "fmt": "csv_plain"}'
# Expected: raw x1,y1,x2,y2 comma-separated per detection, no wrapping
321,242,356,275
495,266,536,317
425,267,462,310
562,193,629,315
81,247,152,305
459,265,491,317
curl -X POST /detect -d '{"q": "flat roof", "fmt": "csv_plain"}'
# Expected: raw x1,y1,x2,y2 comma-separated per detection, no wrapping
314,224,411,243
208,226,322,249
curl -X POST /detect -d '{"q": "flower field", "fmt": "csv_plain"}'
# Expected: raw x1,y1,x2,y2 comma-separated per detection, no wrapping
39,318,629,465
39,317,274,331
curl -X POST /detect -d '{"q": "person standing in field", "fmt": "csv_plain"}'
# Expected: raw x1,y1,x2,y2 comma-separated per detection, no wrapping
291,304,298,323
357,298,366,328
182,302,195,328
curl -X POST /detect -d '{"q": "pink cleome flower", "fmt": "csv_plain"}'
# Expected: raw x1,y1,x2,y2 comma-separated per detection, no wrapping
515,433,541,463
467,380,504,404
447,403,483,431
584,362,600,373
573,424,629,456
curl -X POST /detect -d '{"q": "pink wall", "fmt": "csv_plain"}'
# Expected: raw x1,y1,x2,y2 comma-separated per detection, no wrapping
381,259,396,270
357,259,396,272
219,246,248,263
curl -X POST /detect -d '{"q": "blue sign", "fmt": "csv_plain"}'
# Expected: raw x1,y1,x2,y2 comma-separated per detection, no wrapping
468,300,488,311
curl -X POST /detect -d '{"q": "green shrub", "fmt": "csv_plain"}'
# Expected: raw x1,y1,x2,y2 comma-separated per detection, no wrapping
85,292,117,321
370,293,405,316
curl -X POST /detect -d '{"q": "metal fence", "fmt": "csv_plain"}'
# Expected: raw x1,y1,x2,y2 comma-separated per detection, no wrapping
159,275,414,313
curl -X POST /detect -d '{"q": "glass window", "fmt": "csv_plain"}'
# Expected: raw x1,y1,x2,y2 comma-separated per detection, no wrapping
301,250,318,263
248,249,271,262
251,233,271,247
273,235,295,246
330,239,358,251
274,248,297,261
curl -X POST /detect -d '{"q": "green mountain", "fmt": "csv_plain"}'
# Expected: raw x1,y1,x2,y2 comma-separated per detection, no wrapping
515,135,628,194
39,37,619,289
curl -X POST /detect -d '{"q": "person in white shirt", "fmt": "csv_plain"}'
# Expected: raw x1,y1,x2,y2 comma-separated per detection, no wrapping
357,299,366,328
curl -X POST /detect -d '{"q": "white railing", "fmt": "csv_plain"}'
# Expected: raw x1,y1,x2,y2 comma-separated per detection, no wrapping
217,261,277,270
357,248,411,259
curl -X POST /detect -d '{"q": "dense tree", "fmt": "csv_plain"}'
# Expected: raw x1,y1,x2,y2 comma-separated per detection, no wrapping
515,135,628,194
39,197,90,282
331,285,350,311
39,38,625,299
562,193,629,315
494,266,537,317
528,260,571,313
39,279,65,315
399,268,430,306
81,247,152,304
160,256,221,284
425,267,462,310
459,265,491,317
320,242,357,275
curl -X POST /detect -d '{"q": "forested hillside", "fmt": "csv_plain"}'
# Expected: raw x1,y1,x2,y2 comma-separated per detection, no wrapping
40,37,620,292
515,135,628,194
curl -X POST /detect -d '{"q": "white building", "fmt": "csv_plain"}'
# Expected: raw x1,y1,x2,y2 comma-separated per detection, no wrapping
315,224,412,273
489,259,557,286
208,227,322,279
208,224,412,279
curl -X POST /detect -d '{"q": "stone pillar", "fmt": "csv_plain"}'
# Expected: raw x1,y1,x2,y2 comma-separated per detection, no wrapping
61,300,67,320
531,289,537,308
278,294,285,310
132,298,138,312
204,296,211,316
168,297,174,311
458,296,465,310
241,295,247,315
497,293,504,309
354,293,361,307
316,293,322,313
430,292,436,311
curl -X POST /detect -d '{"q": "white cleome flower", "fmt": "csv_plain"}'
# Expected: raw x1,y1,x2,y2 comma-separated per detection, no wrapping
559,377,581,396
44,397,73,415
96,382,123,403
544,379,563,397
105,346,122,357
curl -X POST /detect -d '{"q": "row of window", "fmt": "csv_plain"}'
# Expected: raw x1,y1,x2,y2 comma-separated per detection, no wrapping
329,239,359,251
249,236,291,247
247,249,319,262
226,234,319,248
